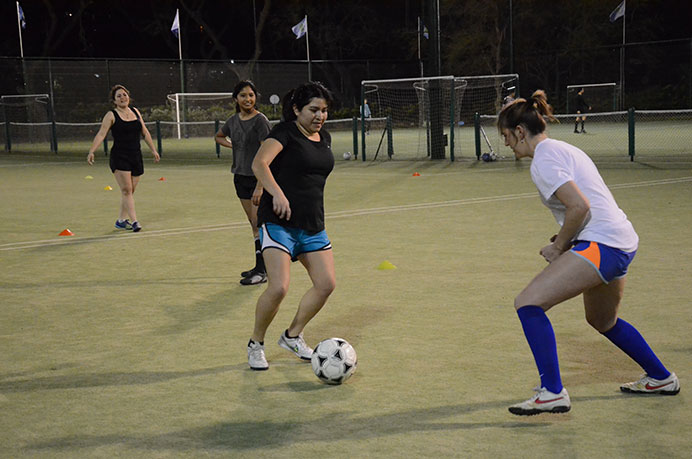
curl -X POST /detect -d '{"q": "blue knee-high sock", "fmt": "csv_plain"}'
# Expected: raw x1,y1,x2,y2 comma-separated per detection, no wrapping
516,306,563,394
602,318,670,380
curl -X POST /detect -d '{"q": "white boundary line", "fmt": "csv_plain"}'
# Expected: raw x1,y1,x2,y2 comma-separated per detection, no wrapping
1,176,691,252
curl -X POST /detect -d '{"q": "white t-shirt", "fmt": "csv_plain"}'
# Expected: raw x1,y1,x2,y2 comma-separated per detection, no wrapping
530,138,638,252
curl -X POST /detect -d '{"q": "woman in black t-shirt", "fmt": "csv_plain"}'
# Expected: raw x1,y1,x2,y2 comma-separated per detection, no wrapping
87,85,160,232
245,82,335,371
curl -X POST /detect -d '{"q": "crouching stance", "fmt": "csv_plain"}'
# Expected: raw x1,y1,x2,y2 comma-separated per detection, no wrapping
499,91,679,415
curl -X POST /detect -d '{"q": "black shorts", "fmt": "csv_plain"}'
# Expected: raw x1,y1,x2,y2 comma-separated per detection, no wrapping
110,151,144,176
234,174,258,200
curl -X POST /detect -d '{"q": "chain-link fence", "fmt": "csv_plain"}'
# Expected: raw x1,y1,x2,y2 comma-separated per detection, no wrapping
478,109,692,163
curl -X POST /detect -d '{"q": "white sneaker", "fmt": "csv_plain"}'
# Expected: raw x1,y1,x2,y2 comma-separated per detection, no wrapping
509,386,571,416
620,372,680,395
247,340,268,371
277,331,313,361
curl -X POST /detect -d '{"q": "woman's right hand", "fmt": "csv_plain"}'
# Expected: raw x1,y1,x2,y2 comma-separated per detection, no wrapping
272,194,291,221
87,152,95,165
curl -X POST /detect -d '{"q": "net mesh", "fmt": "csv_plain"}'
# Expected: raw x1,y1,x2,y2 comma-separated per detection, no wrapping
362,76,467,160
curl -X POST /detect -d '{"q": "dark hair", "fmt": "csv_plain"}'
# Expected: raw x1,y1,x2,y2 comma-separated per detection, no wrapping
232,80,259,113
281,81,333,121
497,89,556,136
109,84,130,105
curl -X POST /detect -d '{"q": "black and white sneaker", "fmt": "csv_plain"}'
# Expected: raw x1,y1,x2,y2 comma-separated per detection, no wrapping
240,271,267,286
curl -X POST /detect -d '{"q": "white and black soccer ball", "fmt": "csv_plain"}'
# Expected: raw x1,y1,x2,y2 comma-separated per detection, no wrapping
311,337,357,385
342,151,352,160
481,152,497,162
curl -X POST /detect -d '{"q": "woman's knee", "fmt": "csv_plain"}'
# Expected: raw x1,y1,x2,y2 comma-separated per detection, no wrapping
585,310,617,333
266,279,289,300
314,277,336,297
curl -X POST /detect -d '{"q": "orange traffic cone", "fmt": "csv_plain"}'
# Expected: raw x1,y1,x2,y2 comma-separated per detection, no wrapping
59,229,74,236
158,177,166,181
412,172,421,177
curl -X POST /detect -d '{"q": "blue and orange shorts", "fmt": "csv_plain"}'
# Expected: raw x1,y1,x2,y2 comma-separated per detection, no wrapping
570,240,636,283
260,223,332,262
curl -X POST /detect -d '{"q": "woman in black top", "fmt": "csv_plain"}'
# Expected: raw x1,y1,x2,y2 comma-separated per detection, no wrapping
574,88,591,134
88,85,160,232
245,82,335,370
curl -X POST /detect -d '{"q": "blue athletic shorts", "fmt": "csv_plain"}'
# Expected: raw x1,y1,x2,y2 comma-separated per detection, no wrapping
259,223,332,262
571,240,636,283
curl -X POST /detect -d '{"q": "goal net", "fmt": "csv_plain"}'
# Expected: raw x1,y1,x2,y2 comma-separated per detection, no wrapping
0,94,54,151
166,92,236,139
566,83,619,114
361,76,467,160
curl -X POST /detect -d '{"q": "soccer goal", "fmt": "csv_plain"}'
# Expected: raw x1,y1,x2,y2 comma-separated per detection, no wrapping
1,93,56,152
166,92,235,139
566,83,619,113
361,76,468,160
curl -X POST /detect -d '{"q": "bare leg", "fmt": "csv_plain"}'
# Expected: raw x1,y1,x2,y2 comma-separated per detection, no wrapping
515,251,602,311
113,170,139,222
251,248,291,342
287,250,335,337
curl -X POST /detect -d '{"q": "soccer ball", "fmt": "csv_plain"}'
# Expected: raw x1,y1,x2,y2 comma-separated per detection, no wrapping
343,151,352,160
311,338,357,385
481,152,497,162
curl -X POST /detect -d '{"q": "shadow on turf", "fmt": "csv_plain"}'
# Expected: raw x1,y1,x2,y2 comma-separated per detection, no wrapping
0,364,240,393
26,400,550,453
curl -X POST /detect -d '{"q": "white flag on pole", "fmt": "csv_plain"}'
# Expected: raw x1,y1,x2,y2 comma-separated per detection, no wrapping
18,3,26,29
171,9,180,37
609,0,625,22
292,16,308,39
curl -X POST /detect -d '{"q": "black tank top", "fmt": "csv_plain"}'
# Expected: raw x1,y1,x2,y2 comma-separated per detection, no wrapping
111,108,142,153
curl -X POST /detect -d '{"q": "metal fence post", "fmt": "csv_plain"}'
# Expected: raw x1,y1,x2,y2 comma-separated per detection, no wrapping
214,120,220,158
628,107,635,161
352,116,358,159
474,112,481,159
4,121,10,152
387,115,393,159
157,120,163,157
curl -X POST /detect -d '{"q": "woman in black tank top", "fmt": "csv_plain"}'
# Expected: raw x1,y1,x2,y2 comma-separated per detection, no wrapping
87,85,160,232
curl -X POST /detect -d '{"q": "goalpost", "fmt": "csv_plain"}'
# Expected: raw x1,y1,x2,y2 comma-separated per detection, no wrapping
166,92,235,139
361,76,468,160
1,93,55,152
361,73,518,160
566,83,619,113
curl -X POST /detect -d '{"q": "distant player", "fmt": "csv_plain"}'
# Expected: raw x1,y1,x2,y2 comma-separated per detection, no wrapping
215,80,271,286
574,88,591,133
87,85,160,232
246,82,336,371
502,90,516,107
362,98,371,134
498,90,679,416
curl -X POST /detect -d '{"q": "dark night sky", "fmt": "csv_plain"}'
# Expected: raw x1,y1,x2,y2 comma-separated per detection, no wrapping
0,0,419,61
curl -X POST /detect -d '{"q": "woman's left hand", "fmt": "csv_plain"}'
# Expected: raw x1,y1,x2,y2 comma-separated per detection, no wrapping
251,187,263,206
152,151,160,162
539,243,565,263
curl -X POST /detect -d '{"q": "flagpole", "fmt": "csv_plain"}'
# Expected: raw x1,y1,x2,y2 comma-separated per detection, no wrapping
304,15,311,81
620,3,626,109
417,17,423,77
16,1,24,58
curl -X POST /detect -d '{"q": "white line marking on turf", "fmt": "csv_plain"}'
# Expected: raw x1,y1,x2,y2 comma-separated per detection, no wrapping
2,176,690,252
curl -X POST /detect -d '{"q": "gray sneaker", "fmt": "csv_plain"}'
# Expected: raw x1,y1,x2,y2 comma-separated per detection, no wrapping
278,331,313,361
247,340,268,371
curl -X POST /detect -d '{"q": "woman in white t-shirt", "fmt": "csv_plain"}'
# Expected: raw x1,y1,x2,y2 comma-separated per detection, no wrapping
497,90,679,416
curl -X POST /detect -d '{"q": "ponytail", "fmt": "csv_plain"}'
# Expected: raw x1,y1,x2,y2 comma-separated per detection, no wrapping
498,89,556,135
